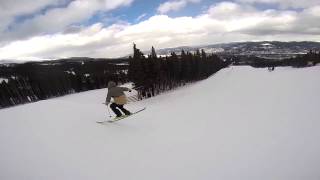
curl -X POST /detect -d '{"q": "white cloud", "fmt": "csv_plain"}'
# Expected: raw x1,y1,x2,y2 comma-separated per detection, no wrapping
0,0,134,43
0,1,320,60
0,23,127,59
235,0,320,9
158,1,187,14
0,0,65,32
135,13,147,22
0,0,65,17
207,2,257,19
206,2,299,33
157,0,201,14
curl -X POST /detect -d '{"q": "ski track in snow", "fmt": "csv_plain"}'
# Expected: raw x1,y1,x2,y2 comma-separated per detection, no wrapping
1,66,320,180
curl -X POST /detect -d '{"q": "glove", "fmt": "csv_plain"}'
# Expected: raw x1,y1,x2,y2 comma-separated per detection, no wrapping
129,90,132,92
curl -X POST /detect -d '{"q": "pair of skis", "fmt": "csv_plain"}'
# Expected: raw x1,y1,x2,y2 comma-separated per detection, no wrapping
97,107,146,123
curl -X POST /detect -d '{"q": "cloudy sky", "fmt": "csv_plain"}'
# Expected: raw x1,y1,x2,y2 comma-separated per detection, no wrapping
0,0,319,60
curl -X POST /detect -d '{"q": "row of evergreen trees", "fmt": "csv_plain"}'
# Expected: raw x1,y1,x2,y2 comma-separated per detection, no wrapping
0,59,128,108
284,50,320,67
128,44,230,99
234,50,320,68
0,44,231,109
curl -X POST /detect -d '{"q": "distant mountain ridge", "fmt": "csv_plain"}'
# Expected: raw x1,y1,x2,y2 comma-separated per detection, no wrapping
152,41,320,59
1,41,320,63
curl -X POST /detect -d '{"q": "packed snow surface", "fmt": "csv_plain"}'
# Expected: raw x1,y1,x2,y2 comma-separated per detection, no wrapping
1,66,320,180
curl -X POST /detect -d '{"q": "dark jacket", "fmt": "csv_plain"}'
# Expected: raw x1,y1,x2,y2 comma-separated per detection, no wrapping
105,81,130,105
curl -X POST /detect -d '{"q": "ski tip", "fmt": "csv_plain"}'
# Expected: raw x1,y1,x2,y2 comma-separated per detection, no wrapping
97,120,113,123
96,121,112,124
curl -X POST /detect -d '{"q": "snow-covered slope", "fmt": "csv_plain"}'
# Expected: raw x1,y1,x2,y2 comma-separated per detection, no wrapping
1,66,320,180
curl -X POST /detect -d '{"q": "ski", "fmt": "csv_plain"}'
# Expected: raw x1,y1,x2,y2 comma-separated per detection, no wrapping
97,107,146,123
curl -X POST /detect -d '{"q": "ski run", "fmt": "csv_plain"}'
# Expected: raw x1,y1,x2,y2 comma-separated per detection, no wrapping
1,66,320,180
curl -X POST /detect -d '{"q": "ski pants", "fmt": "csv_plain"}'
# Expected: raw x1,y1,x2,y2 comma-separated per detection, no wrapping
110,103,131,117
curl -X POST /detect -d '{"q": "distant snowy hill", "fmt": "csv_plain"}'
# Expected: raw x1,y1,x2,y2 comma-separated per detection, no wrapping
0,60,27,65
2,41,320,63
1,66,320,180
152,41,320,59
0,57,124,65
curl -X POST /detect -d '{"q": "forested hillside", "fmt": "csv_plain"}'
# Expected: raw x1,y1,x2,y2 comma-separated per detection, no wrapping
0,45,230,108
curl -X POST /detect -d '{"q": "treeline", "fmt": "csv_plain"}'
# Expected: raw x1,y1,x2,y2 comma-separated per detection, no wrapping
231,50,320,68
128,44,230,99
0,58,128,108
0,44,231,109
282,50,320,67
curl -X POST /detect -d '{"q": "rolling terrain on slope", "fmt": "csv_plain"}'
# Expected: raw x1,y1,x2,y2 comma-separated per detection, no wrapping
1,66,320,180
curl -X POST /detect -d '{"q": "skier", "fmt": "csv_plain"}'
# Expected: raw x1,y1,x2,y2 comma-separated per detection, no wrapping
105,81,132,119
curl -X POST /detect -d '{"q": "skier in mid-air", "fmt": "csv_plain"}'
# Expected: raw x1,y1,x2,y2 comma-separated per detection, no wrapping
105,81,132,119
